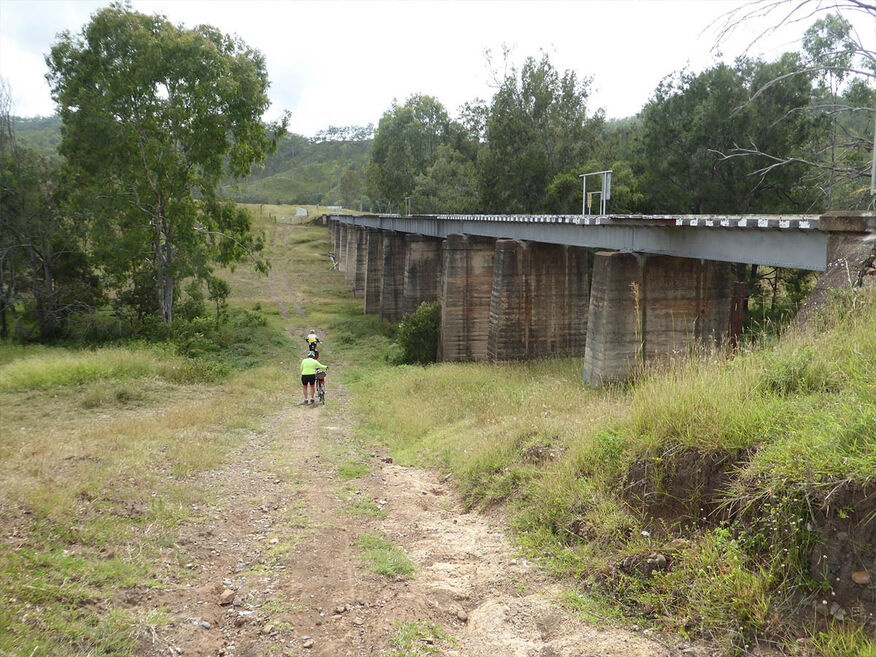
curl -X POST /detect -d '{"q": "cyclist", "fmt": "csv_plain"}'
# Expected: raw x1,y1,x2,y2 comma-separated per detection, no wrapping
305,329,321,358
300,351,328,405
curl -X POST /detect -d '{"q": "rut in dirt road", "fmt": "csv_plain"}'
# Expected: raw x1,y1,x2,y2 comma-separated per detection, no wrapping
136,383,677,657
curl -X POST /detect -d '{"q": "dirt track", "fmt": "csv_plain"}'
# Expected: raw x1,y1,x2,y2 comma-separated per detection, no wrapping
129,218,686,656
133,381,680,657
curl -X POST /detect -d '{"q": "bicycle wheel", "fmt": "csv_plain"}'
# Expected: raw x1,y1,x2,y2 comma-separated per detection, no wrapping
317,381,325,404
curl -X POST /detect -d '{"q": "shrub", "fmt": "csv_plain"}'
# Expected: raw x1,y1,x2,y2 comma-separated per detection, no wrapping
392,302,440,365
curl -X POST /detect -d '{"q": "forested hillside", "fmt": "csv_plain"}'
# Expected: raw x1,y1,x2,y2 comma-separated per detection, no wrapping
11,115,373,208
11,115,62,156
365,14,874,216
221,131,372,207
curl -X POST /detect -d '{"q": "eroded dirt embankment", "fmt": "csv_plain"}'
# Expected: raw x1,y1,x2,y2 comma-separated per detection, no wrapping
625,449,876,625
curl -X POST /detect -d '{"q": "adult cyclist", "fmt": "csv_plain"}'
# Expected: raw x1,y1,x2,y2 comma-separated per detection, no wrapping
300,351,328,405
305,329,321,358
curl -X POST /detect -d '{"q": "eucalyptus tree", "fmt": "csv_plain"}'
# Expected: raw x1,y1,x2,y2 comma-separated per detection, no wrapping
367,94,452,210
478,53,603,213
46,3,285,325
715,2,875,208
411,144,480,214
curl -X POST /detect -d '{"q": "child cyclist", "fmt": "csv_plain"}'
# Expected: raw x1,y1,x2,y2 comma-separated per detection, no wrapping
300,351,328,405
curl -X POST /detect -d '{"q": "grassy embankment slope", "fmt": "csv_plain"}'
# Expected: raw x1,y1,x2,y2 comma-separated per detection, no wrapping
346,283,876,652
0,207,384,655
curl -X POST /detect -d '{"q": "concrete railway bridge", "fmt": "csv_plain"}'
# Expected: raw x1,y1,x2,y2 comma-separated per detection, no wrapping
325,211,876,385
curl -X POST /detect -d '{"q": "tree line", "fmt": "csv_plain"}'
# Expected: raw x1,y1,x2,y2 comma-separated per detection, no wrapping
1,3,873,343
366,13,874,217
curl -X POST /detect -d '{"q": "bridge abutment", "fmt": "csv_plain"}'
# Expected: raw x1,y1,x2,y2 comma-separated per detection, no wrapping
440,234,496,362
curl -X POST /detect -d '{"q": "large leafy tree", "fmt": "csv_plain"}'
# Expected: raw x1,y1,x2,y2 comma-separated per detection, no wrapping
715,3,875,209
478,53,603,213
46,3,285,325
637,55,819,213
338,169,363,208
366,94,451,210
411,144,480,214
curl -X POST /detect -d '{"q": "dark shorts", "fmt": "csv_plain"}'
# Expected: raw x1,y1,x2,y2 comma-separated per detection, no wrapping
301,374,316,385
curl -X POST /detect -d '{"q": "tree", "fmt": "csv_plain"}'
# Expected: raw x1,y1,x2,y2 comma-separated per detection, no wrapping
338,169,363,208
206,275,230,327
411,144,480,214
46,3,285,326
637,56,819,213
367,94,451,209
714,2,875,209
478,52,603,213
0,82,100,340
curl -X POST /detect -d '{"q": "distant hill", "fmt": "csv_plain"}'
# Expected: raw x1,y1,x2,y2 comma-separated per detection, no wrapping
10,116,372,207
222,133,372,207
12,115,62,157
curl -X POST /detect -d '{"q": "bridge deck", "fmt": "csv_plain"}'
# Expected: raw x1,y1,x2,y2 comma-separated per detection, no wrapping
330,214,828,271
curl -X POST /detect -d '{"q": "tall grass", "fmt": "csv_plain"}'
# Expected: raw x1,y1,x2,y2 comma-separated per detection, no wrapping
0,344,223,391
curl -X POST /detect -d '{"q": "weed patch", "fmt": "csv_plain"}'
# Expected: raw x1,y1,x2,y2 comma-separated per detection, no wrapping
387,620,455,656
355,533,415,578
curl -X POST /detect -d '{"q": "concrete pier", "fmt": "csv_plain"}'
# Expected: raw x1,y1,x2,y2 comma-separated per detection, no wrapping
344,226,358,288
338,224,349,273
352,227,368,298
488,240,591,360
363,229,383,315
440,235,496,362
640,255,731,361
582,252,732,385
330,222,341,260
582,252,642,385
403,235,444,315
379,232,407,323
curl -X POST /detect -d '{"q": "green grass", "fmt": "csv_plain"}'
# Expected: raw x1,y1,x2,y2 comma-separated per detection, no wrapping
5,208,873,656
344,497,386,518
355,533,416,578
387,621,455,656
0,344,223,391
337,460,371,481
0,211,318,655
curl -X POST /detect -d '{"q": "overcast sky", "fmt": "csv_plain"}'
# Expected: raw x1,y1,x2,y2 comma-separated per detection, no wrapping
1,0,873,137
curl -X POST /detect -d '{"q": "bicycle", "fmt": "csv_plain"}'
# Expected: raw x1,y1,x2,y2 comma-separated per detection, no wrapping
315,367,327,405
